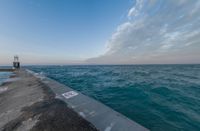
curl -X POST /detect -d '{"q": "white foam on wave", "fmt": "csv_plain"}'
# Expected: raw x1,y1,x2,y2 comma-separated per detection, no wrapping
26,69,46,80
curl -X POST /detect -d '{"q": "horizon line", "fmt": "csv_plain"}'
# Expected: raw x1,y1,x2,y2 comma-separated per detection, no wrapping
1,63,200,67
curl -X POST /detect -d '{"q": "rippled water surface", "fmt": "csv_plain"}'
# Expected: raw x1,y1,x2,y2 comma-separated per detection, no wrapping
29,65,200,131
0,72,12,85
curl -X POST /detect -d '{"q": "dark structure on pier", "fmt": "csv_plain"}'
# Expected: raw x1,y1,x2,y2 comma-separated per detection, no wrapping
13,55,20,69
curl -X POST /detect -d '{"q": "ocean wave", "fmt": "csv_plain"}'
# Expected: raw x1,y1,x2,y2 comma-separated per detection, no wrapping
28,64,200,131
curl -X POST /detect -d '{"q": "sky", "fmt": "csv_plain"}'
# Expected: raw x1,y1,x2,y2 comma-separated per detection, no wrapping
0,0,200,65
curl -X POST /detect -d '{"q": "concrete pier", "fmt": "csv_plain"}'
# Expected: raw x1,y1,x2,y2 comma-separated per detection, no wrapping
0,70,97,131
0,69,149,131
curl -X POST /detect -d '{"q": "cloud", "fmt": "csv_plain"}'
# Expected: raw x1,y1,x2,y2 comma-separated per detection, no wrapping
127,0,145,19
87,0,200,64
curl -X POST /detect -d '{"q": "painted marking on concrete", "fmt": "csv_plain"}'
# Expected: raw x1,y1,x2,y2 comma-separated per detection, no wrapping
79,112,86,118
62,91,79,99
104,123,115,131
89,111,96,116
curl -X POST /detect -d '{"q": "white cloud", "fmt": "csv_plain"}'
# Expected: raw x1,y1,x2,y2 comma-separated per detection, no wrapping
160,43,174,50
127,0,144,19
87,0,200,64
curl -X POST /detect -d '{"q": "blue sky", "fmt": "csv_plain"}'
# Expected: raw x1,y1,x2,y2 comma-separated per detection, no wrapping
0,0,200,65
0,0,131,64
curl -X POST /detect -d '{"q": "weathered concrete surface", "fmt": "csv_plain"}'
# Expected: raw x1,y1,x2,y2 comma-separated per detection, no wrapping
29,70,149,131
0,70,98,131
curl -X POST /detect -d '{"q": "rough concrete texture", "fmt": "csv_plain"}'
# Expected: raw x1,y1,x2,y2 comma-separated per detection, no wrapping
0,70,98,131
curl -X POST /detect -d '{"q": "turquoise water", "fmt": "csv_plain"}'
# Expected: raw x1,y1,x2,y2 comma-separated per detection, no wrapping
29,65,200,131
0,72,12,85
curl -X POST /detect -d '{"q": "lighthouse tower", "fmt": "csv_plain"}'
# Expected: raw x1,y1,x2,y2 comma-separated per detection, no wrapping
13,55,20,69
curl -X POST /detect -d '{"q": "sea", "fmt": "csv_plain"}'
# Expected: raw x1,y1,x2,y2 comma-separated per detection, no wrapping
0,72,12,85
28,64,200,131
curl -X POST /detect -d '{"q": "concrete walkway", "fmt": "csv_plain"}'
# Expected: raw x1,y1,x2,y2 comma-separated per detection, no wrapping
0,70,98,131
